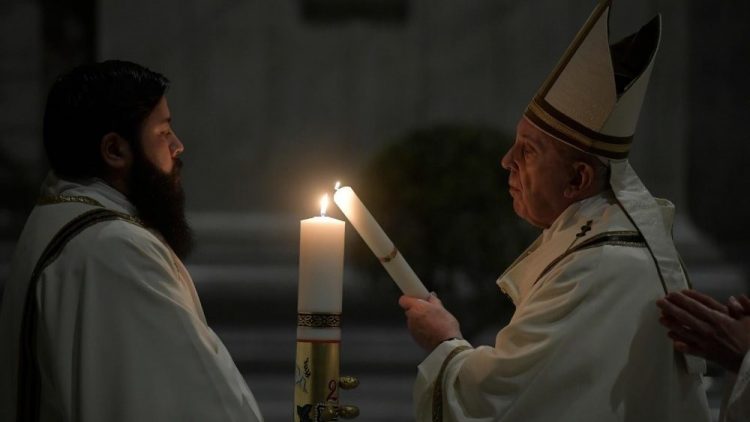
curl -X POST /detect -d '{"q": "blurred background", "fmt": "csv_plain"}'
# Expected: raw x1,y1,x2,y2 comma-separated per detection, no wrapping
1,0,748,420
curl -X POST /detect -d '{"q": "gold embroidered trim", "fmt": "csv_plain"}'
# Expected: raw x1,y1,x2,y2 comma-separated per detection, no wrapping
38,195,103,207
575,230,642,247
37,195,143,227
535,231,646,284
380,247,399,263
106,212,144,227
297,313,342,328
432,345,471,422
526,101,631,154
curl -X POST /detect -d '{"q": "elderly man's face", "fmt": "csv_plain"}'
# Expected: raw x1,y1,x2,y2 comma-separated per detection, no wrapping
501,118,574,228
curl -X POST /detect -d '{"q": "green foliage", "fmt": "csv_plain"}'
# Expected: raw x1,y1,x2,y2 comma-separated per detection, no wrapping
352,125,538,336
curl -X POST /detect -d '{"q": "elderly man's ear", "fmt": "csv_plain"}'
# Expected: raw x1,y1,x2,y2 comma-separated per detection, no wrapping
563,161,596,200
100,132,133,170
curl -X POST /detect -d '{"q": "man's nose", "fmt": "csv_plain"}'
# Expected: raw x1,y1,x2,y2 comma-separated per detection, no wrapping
170,134,184,157
500,146,515,171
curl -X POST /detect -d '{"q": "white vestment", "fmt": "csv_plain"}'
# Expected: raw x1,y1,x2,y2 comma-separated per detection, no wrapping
414,192,710,422
0,175,263,422
721,351,750,422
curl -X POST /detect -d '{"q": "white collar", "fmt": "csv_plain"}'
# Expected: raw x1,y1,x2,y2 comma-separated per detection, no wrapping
540,191,614,245
40,171,138,216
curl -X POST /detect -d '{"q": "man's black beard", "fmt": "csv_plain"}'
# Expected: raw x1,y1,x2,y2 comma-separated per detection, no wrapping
127,153,194,259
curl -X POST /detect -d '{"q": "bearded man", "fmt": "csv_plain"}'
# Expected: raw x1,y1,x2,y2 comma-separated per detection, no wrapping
0,60,263,421
399,1,711,421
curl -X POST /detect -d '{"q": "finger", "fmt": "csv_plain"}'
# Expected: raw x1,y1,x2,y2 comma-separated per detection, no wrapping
404,308,428,325
656,297,679,314
658,298,715,336
738,295,750,313
398,295,419,310
681,290,728,314
667,292,728,326
656,298,673,312
427,292,443,306
667,330,708,357
728,296,745,319
659,314,685,331
670,337,706,359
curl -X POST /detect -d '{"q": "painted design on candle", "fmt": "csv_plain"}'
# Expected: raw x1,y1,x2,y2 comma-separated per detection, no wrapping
333,182,430,299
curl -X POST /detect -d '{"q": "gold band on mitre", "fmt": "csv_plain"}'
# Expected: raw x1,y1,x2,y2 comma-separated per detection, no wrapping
524,98,633,159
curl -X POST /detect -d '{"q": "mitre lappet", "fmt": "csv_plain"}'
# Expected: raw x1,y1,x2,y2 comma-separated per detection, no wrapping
523,0,704,374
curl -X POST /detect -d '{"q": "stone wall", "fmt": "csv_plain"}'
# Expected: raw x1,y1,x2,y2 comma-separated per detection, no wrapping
97,0,691,215
1,0,746,252
0,1,45,228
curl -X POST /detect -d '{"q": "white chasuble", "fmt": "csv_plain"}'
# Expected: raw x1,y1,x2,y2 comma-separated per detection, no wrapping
413,192,710,422
721,351,750,422
0,174,263,422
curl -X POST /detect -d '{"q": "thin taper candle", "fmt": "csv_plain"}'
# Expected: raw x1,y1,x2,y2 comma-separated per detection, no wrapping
333,183,429,299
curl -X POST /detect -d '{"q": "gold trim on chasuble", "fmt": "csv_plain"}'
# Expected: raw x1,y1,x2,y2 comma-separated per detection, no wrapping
38,195,103,207
535,230,646,285
37,195,143,227
432,345,472,422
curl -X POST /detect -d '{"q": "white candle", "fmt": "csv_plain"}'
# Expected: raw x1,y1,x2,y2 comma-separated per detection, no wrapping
298,195,345,341
333,184,429,299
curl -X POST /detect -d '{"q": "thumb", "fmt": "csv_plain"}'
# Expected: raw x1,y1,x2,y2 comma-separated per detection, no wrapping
398,295,417,310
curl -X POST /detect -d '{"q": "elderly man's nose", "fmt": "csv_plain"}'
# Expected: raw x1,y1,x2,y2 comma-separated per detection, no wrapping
501,147,515,171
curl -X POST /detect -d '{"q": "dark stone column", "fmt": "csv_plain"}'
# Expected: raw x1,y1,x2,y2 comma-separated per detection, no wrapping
686,1,750,267
41,0,96,87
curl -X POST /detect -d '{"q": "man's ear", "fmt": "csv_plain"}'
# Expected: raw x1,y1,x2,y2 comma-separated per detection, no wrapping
100,132,132,170
564,161,595,200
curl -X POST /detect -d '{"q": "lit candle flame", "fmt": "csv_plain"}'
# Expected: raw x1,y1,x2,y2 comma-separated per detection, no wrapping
334,181,341,191
320,194,329,216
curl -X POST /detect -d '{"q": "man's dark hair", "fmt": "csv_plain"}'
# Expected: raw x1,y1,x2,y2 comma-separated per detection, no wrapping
43,60,169,179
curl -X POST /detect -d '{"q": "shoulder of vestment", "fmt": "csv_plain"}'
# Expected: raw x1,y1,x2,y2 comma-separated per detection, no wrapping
66,218,172,262
535,200,649,284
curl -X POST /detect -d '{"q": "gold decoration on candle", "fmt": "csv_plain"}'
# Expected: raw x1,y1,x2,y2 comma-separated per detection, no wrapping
338,376,359,390
294,341,340,421
338,405,360,419
379,247,399,263
297,312,342,329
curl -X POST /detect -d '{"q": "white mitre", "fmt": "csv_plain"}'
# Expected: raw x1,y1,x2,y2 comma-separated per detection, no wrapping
524,0,704,374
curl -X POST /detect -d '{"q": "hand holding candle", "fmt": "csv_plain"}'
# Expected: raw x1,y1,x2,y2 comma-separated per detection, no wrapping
333,183,430,299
